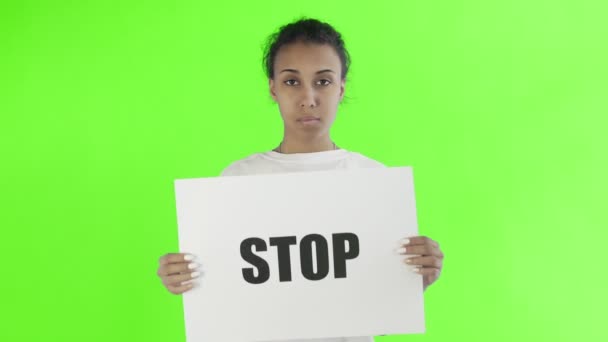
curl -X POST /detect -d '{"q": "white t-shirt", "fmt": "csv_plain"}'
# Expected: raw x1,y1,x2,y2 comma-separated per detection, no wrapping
220,149,386,177
219,148,385,342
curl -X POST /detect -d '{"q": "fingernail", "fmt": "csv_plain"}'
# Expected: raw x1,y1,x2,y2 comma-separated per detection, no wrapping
412,267,421,274
184,254,195,261
404,258,412,264
188,262,199,269
191,271,200,278
395,247,407,254
400,238,410,245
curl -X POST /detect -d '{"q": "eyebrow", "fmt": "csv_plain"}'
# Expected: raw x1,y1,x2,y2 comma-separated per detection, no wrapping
279,69,335,75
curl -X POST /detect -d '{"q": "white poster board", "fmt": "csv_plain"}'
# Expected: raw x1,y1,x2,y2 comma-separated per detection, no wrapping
175,167,425,342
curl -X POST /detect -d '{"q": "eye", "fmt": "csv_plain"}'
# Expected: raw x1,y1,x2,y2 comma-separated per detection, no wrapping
318,79,332,86
284,79,299,86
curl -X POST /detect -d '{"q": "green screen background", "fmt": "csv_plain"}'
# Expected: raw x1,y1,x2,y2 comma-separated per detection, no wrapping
1,0,606,341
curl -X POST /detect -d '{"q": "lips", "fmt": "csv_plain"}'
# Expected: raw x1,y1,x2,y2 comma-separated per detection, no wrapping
298,116,320,122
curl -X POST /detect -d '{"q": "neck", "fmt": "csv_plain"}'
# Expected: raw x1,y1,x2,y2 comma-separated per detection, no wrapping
275,136,337,154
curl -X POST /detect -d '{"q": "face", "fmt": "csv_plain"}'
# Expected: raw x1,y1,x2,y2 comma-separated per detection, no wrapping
269,41,345,137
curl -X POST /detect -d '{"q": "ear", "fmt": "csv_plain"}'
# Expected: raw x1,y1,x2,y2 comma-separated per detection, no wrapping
269,78,278,102
339,79,346,102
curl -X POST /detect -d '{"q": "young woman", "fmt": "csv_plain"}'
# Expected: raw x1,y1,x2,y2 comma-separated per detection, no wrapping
157,18,444,342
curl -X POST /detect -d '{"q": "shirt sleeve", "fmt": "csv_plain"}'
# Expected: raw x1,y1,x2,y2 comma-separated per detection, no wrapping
219,161,241,177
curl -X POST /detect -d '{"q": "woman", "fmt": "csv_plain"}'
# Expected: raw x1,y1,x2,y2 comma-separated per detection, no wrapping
157,17,444,342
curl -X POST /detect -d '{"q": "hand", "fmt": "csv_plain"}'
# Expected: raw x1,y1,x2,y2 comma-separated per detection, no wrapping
397,236,443,291
157,253,201,295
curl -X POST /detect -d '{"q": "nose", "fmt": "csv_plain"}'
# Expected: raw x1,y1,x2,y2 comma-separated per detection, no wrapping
299,86,317,108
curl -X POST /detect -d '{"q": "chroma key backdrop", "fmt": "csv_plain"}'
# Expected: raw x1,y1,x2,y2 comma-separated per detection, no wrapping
1,0,606,341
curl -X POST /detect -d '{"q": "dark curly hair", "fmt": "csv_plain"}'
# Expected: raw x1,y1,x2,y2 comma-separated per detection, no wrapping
262,17,351,81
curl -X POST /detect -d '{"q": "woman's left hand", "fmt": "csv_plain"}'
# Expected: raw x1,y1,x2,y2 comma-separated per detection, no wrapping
397,236,444,291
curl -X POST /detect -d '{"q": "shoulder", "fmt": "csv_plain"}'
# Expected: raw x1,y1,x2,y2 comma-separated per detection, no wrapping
346,151,387,168
219,153,266,177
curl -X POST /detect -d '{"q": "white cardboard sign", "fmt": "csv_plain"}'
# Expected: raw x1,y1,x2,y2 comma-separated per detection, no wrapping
174,167,425,342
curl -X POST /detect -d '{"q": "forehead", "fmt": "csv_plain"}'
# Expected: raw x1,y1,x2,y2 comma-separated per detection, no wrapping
274,42,341,71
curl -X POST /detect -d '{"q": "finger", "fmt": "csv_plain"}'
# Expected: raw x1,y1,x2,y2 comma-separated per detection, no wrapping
403,256,442,268
157,261,201,277
159,253,196,265
167,282,195,295
399,236,439,248
397,244,442,257
412,266,441,278
163,270,202,287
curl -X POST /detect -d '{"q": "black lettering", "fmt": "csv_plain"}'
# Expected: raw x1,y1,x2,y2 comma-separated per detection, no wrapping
241,237,269,284
300,234,330,280
269,236,297,282
332,233,359,278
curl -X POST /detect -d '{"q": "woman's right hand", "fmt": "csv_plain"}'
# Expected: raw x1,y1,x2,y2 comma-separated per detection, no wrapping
157,253,201,295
